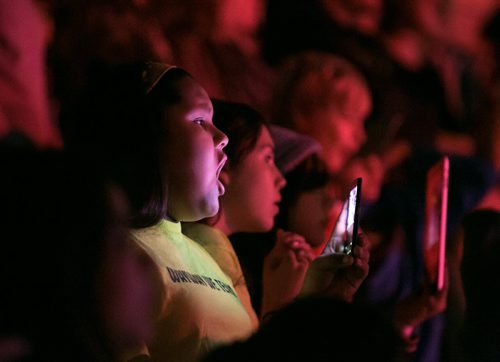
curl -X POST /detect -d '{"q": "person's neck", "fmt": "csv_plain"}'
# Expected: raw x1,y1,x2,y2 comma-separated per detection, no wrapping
206,210,234,236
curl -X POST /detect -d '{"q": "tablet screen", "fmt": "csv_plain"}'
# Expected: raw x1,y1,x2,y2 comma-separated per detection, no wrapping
423,156,449,293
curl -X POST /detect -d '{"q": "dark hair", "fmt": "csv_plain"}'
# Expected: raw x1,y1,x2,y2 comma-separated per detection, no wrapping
211,99,269,167
135,66,192,227
61,62,192,228
275,153,331,230
0,149,119,361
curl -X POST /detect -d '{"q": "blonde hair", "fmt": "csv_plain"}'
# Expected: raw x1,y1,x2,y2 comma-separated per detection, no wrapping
272,51,372,130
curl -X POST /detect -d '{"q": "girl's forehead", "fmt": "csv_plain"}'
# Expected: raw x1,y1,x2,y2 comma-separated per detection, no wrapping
255,126,274,148
174,77,213,113
180,77,212,102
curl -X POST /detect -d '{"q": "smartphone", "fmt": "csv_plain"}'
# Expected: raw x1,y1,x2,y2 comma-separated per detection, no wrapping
423,156,449,293
320,178,362,256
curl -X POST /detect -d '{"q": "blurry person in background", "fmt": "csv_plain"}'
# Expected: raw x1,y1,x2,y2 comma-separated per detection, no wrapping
319,0,383,36
159,0,275,116
412,0,497,157
271,51,409,203
0,0,61,148
49,0,172,126
460,209,500,362
444,209,500,362
0,149,159,362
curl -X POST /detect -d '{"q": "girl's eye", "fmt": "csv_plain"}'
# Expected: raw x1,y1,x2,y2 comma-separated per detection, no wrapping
194,119,206,126
265,154,275,164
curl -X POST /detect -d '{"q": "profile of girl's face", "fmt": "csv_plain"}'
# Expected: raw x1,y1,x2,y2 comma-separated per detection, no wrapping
160,76,228,222
221,126,286,233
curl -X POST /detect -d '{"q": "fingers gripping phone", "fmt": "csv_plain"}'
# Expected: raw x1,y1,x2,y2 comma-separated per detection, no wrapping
321,178,362,256
423,156,449,293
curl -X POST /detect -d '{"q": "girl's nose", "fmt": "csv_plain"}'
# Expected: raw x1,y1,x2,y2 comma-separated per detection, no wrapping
275,166,287,190
213,125,228,150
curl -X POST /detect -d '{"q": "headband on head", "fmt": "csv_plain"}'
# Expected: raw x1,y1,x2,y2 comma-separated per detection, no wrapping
142,62,177,94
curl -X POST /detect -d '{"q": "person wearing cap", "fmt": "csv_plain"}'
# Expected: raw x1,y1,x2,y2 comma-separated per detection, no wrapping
62,62,253,362
270,125,370,303
271,124,343,256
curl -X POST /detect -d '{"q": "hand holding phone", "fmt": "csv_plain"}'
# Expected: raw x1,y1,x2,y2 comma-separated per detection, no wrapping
302,232,370,302
320,178,362,256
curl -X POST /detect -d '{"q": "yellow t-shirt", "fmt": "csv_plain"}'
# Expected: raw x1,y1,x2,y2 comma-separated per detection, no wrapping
182,223,260,330
131,220,253,362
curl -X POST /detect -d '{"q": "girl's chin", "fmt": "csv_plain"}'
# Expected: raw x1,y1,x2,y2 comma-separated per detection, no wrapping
246,219,274,233
206,202,221,218
260,218,275,233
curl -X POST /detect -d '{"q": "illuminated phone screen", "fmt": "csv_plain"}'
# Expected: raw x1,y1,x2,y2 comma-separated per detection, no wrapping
321,178,362,256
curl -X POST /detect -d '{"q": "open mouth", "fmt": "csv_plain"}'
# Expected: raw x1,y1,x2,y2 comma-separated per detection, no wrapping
273,198,282,213
216,155,227,195
216,155,227,179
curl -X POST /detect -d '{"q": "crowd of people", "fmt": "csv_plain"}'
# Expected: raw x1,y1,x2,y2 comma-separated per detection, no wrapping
1,0,499,361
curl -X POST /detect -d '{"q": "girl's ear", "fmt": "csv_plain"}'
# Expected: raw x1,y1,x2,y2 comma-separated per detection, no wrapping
219,169,230,186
